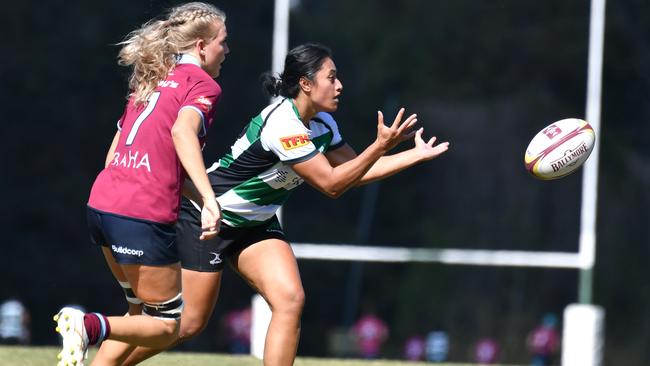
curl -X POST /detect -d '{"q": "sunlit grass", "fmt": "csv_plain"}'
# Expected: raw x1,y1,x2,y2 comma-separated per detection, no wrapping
0,345,517,366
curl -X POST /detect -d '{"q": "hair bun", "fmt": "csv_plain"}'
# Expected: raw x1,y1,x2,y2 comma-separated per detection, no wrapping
260,72,281,98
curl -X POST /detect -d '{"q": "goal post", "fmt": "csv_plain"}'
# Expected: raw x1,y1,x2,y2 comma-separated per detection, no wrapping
291,243,585,269
251,0,607,364
578,0,606,306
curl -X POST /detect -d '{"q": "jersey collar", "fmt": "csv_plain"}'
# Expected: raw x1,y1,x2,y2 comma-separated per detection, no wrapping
288,98,301,119
177,53,201,67
288,98,312,128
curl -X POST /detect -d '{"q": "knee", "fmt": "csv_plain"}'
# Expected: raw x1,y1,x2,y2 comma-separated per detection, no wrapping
163,320,180,339
271,284,305,316
178,314,209,341
142,295,183,346
153,319,180,349
292,287,306,311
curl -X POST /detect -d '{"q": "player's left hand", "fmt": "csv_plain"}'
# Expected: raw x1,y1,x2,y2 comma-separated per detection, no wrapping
413,127,450,161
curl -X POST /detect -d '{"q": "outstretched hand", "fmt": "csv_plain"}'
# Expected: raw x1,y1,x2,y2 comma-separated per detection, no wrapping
376,108,418,152
412,127,450,161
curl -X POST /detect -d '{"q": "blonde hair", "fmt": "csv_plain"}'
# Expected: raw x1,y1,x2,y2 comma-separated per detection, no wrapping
117,2,226,105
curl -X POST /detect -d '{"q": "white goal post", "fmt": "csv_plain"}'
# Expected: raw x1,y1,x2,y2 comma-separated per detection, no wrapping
268,0,605,277
291,243,586,268
251,1,606,365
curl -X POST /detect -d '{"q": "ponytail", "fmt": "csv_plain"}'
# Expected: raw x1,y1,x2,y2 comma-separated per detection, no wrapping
118,20,176,106
260,72,283,97
117,2,226,106
260,42,331,99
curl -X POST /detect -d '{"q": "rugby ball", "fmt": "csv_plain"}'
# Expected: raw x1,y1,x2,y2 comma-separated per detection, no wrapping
524,118,595,180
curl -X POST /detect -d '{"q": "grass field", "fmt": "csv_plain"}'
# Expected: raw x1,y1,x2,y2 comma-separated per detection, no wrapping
0,345,520,366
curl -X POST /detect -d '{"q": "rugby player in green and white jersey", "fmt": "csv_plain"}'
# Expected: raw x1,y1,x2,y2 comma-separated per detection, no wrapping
120,43,450,366
208,100,347,228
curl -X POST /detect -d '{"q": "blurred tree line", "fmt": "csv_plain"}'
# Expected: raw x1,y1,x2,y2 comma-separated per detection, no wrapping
2,0,650,364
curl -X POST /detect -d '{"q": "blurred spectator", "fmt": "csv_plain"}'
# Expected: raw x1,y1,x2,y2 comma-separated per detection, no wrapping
473,337,500,364
327,327,357,357
351,312,388,359
222,307,252,354
425,330,449,362
403,335,426,361
0,299,30,344
527,313,560,366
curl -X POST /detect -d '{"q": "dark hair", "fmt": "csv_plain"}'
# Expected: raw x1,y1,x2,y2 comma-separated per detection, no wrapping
261,42,332,98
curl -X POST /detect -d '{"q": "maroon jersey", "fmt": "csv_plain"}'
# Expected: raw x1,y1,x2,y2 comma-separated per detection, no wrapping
88,60,221,224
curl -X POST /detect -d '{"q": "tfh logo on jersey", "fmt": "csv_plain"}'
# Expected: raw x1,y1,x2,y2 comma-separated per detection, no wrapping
280,134,310,150
195,96,213,113
542,125,562,139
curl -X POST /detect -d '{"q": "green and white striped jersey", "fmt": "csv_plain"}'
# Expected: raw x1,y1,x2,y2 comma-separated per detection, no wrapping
207,98,345,227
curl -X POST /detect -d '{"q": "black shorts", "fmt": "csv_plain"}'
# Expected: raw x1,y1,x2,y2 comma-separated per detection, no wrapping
87,206,178,265
176,199,286,272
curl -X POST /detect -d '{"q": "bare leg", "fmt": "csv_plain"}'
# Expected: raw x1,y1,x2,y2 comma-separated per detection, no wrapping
232,239,305,366
78,261,181,366
106,263,181,348
92,247,139,366
92,328,136,366
120,269,223,366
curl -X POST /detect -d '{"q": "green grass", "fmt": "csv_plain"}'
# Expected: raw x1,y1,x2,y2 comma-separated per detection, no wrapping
0,345,512,366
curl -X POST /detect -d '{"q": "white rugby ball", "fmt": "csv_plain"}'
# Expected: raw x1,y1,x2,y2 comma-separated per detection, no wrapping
524,118,595,180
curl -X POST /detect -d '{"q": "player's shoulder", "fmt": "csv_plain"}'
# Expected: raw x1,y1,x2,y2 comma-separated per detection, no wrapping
262,99,303,130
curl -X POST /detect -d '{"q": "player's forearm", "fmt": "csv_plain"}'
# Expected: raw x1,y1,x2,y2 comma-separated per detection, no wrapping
327,141,386,196
356,148,421,186
182,179,202,203
104,131,121,168
172,130,214,204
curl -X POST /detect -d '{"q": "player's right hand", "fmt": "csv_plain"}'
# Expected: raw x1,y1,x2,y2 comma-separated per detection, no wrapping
375,107,418,152
200,198,221,240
